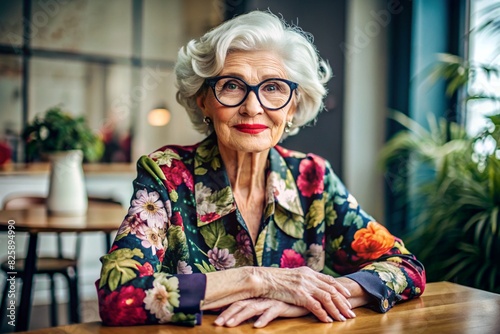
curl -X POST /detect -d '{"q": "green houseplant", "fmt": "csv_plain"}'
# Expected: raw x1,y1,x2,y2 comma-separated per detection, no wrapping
380,112,500,293
23,106,104,216
23,106,104,162
379,1,500,293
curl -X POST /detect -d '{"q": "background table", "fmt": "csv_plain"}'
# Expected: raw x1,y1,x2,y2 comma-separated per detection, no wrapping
0,202,125,332
15,282,500,334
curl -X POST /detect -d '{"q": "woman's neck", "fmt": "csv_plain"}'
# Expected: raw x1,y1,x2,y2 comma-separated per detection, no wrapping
219,146,269,243
219,147,269,196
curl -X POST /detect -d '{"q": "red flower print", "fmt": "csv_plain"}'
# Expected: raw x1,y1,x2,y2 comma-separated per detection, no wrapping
280,249,305,268
98,286,147,326
351,222,395,260
108,244,119,254
163,160,194,192
200,212,220,223
136,262,154,277
156,248,165,263
171,211,184,229
297,155,325,197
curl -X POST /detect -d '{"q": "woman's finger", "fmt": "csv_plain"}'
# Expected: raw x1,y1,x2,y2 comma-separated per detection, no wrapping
316,272,352,298
217,299,270,327
253,303,285,328
214,301,246,326
314,279,354,319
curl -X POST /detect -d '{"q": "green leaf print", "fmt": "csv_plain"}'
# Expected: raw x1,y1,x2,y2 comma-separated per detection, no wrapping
169,189,179,202
171,312,197,325
200,220,236,252
99,248,144,291
306,197,325,229
208,187,233,211
195,166,208,175
274,205,304,238
167,225,189,261
327,236,344,254
292,240,307,254
343,211,364,228
194,260,216,273
266,221,279,251
325,199,337,226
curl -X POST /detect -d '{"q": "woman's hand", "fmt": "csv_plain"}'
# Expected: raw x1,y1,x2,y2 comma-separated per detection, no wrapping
214,298,309,328
255,266,357,323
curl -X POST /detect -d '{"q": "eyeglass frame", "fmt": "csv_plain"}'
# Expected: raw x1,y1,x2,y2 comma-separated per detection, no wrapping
205,75,299,111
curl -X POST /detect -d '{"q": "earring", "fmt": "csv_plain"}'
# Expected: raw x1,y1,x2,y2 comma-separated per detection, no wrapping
203,116,212,126
284,120,293,133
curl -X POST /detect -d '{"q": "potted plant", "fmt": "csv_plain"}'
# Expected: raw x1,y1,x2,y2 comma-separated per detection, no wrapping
23,106,104,216
380,112,500,293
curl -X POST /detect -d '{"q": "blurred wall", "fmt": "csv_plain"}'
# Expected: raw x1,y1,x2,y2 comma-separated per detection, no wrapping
343,0,390,222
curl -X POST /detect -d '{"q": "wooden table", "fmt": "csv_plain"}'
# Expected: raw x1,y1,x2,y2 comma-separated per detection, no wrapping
15,282,500,334
0,202,126,332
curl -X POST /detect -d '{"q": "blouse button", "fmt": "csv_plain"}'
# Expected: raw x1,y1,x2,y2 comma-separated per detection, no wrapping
382,299,389,310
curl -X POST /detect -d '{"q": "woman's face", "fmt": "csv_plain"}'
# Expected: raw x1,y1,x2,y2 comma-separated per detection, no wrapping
197,50,297,154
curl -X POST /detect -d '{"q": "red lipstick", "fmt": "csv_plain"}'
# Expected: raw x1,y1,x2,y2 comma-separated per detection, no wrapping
234,124,268,134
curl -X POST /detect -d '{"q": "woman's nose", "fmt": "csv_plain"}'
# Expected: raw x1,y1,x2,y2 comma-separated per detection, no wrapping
240,91,264,116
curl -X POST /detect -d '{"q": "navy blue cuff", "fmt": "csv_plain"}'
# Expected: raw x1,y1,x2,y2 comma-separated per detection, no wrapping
177,273,207,324
345,271,401,313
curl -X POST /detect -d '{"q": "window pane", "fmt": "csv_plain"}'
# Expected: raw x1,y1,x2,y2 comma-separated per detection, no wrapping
142,0,223,61
467,0,500,135
30,0,133,57
0,55,22,163
29,57,132,162
0,1,23,47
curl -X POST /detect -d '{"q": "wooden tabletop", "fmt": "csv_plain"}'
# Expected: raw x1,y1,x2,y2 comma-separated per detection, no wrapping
0,201,126,233
16,282,500,334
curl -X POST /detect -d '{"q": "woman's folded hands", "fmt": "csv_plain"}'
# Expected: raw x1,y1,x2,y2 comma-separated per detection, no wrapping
205,266,359,328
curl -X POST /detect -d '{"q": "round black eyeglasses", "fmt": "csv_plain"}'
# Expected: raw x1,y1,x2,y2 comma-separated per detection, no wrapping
205,76,299,110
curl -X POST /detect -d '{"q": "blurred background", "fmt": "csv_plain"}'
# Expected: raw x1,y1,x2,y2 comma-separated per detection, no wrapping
1,0,499,331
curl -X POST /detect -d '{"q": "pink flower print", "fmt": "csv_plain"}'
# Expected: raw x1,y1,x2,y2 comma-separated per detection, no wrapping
280,249,305,268
207,247,236,270
297,156,325,197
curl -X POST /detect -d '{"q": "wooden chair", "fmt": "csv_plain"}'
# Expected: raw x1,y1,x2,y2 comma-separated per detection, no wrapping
0,195,122,328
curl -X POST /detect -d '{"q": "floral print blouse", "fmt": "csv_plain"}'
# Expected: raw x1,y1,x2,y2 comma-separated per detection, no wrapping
96,134,426,326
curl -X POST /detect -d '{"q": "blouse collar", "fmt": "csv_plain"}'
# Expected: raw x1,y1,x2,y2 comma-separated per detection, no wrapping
194,135,304,228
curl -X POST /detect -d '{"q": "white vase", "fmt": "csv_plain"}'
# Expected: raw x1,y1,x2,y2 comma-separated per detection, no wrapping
46,150,88,216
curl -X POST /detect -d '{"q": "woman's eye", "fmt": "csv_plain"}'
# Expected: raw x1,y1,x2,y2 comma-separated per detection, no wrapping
223,81,243,90
263,82,282,92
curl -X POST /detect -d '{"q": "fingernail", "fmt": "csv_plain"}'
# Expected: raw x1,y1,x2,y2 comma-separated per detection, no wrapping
214,317,224,326
348,310,356,318
344,288,351,297
339,315,347,322
254,320,262,328
327,316,334,323
226,318,234,326
346,301,352,309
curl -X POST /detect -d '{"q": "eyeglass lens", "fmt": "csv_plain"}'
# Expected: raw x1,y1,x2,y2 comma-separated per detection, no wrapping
213,77,293,109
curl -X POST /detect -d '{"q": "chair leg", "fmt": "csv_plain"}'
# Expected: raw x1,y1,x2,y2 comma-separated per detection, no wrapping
49,273,58,327
66,266,80,323
0,279,10,328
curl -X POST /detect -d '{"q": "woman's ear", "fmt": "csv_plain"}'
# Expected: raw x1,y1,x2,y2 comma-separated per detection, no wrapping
196,93,207,113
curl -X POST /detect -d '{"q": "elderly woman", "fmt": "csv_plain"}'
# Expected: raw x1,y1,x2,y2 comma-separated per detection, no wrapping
96,10,425,328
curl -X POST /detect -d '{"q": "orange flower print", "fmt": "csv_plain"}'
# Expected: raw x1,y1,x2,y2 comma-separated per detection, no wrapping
351,222,395,260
